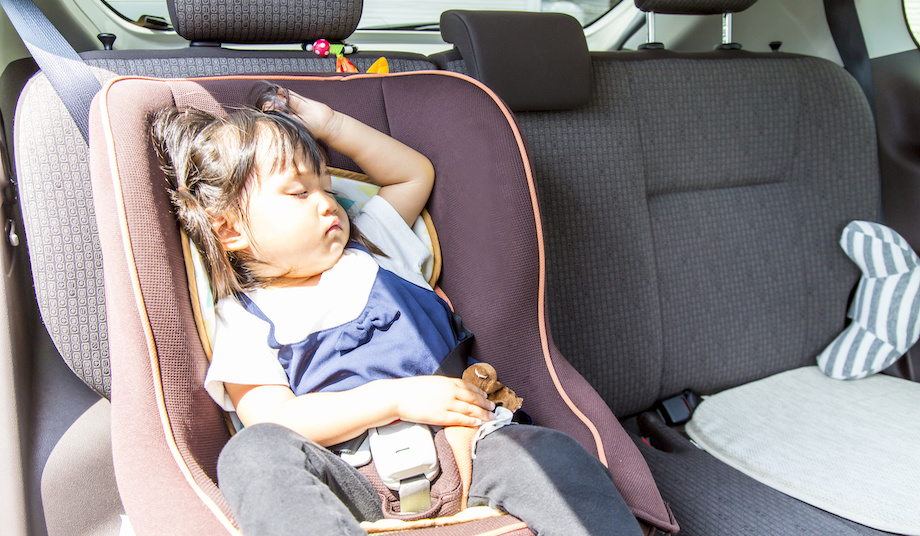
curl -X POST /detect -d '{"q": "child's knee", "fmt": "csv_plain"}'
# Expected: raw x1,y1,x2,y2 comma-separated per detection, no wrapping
478,425,610,478
486,425,584,456
217,423,303,481
222,421,295,452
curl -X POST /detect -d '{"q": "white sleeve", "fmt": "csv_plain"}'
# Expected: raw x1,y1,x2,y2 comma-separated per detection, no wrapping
354,195,432,289
204,296,290,412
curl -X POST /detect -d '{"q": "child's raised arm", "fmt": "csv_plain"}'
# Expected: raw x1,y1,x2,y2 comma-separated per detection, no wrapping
268,88,434,227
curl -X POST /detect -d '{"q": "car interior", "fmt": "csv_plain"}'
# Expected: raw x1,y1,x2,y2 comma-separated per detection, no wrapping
2,0,920,535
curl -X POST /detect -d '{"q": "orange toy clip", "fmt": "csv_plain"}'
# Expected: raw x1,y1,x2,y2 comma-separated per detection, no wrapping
336,55,358,73
367,57,389,74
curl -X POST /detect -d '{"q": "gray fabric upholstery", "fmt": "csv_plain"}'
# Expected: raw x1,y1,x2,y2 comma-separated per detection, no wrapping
80,50,436,78
514,51,877,416
15,70,112,397
428,49,469,76
514,58,663,415
440,12,880,534
439,10,591,111
634,0,758,14
167,0,363,44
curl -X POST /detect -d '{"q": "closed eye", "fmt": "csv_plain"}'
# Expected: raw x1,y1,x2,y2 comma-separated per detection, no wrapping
288,189,334,200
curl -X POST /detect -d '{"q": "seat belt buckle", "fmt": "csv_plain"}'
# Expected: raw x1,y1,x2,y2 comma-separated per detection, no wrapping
369,421,440,512
655,390,701,426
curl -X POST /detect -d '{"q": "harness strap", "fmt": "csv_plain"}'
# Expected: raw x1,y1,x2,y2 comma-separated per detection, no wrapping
397,475,432,513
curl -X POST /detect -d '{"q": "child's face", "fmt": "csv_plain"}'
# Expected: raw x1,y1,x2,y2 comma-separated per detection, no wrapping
227,140,349,286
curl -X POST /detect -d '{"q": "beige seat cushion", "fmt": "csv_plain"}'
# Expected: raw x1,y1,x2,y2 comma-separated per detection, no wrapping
686,366,920,535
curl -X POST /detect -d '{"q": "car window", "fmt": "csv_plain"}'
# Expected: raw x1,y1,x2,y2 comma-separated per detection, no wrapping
101,0,618,30
904,0,920,48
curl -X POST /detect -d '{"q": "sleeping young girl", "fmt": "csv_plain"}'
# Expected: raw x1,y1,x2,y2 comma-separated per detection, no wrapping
151,82,642,536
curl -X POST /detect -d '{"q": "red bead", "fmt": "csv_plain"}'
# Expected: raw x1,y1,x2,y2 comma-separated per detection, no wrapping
313,39,331,57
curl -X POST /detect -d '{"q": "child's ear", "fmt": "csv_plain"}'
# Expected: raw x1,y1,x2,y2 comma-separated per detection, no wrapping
212,213,249,252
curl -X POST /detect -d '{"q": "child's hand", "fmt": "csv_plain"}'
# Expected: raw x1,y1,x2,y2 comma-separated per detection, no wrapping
388,376,496,428
257,84,338,139
284,91,340,140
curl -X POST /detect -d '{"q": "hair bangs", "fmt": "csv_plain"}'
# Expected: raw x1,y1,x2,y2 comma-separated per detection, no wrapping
258,111,326,178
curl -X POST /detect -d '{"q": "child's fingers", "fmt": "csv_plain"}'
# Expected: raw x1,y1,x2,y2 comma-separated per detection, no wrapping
446,410,488,427
454,379,496,412
282,96,335,138
448,397,494,424
441,398,492,427
391,376,495,427
256,83,291,112
442,383,494,426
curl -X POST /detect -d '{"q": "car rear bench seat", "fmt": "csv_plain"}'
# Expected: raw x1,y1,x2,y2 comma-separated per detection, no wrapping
436,3,920,535
15,0,920,533
14,0,687,534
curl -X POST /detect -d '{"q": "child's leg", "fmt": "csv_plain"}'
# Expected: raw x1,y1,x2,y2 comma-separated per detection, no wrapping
467,425,643,536
217,422,382,535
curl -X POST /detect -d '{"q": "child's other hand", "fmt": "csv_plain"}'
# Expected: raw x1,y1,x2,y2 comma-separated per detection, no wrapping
389,376,496,428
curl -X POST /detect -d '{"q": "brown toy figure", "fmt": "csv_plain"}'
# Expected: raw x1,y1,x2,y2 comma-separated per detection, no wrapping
462,363,523,413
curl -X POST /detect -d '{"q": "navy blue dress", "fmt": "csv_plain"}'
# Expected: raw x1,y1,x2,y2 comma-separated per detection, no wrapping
236,257,470,396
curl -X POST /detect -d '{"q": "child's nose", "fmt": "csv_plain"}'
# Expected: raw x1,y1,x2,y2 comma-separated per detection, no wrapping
318,191,338,213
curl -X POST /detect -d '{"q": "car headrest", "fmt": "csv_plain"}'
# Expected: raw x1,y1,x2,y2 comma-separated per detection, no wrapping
634,0,758,15
166,0,363,44
440,10,591,112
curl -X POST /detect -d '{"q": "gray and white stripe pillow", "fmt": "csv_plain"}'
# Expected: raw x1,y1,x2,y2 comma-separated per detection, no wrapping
817,221,920,380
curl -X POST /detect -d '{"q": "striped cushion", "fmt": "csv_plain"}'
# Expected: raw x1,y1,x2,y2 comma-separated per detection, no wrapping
817,221,920,379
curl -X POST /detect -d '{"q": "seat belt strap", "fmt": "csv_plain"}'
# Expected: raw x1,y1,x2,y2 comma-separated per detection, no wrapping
0,0,101,142
823,0,882,221
823,0,875,116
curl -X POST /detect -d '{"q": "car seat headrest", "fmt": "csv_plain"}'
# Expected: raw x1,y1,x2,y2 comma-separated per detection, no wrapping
634,0,758,15
166,0,363,45
440,10,591,112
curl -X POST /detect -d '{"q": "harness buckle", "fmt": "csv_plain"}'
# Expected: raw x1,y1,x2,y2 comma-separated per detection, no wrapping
369,421,440,513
